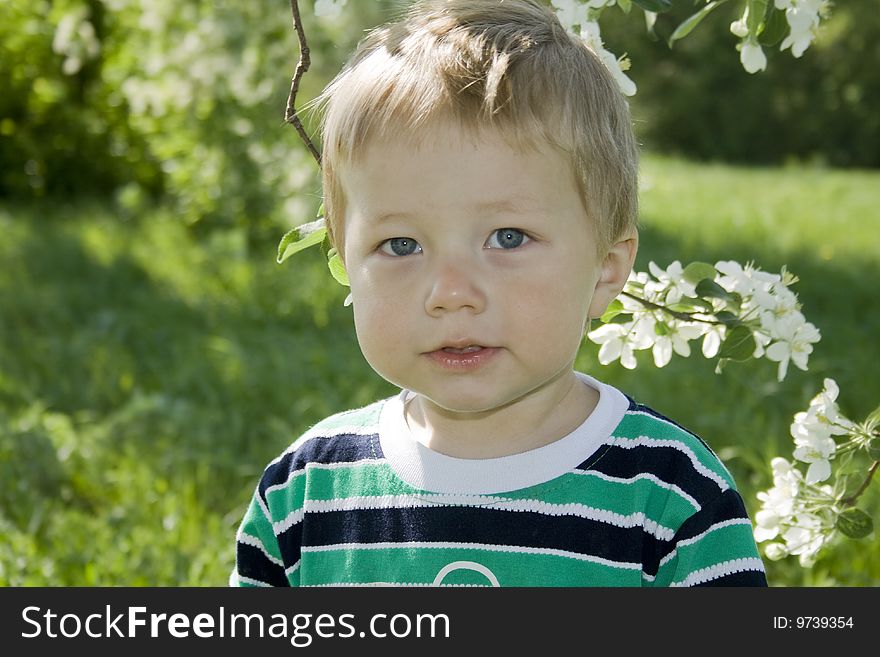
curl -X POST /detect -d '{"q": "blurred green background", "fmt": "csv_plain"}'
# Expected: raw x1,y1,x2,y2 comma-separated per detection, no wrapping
1,0,878,586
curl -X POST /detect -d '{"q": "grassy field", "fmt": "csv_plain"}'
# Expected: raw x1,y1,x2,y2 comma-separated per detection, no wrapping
1,154,878,586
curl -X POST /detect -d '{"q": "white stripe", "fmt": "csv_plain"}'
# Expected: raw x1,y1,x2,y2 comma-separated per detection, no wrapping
256,490,272,525
237,532,285,568
236,575,273,587
301,494,676,541
285,561,301,576
304,581,499,587
305,581,433,587
573,470,702,512
265,459,387,498
657,518,754,570
274,508,305,535
613,435,730,492
670,558,766,587
302,541,642,571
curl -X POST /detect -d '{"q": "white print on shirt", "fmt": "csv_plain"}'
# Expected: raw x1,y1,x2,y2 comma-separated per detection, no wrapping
432,561,501,587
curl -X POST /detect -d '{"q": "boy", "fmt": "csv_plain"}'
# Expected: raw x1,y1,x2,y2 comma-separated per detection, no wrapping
232,0,767,587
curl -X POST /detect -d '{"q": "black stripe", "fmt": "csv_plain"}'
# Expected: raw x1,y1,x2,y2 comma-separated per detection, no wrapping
692,569,768,587
299,505,654,564
276,521,304,572
628,403,718,457
236,541,289,587
672,489,752,544
260,433,380,497
579,444,725,509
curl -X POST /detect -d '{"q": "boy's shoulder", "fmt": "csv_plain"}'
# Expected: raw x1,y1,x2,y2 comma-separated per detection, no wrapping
612,395,737,492
257,397,390,488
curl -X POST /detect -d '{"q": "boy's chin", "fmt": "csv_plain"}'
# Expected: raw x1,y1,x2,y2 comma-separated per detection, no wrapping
410,387,523,418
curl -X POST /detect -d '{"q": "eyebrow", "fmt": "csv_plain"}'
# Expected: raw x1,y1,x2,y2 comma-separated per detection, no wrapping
370,199,531,224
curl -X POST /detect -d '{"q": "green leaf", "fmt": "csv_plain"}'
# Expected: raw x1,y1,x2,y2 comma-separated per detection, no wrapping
714,311,741,327
633,0,673,14
758,7,789,46
695,278,733,302
717,325,756,361
608,312,635,325
618,0,632,13
327,248,350,287
654,321,670,336
747,0,768,35
867,437,880,462
669,296,713,313
836,508,874,539
600,298,625,323
866,403,880,428
277,220,327,264
682,261,718,285
644,9,659,39
669,1,726,46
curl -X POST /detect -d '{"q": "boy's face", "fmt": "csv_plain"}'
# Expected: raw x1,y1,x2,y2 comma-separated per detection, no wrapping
341,122,635,417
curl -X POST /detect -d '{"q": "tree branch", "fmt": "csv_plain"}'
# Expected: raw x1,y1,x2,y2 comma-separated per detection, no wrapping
285,0,322,167
620,290,726,325
841,460,879,507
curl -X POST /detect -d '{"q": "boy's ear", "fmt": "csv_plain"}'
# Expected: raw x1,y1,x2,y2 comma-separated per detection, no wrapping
587,229,638,320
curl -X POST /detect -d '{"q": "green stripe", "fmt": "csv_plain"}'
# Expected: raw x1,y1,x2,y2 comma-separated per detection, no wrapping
266,478,306,524
240,497,282,561
307,401,383,433
663,522,759,572
300,545,643,586
503,471,699,529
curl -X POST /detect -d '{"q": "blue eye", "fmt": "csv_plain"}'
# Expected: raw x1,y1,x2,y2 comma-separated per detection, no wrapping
380,237,422,257
486,228,528,250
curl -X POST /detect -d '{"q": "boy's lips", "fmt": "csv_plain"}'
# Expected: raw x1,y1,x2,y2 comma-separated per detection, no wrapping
440,345,484,354
425,339,497,353
423,341,500,370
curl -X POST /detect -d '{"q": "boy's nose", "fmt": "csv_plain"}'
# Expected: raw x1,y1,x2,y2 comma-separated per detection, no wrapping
424,259,487,316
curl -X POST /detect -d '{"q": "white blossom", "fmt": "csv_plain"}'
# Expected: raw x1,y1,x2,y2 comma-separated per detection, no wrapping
777,0,826,58
740,39,767,74
764,311,821,381
763,542,789,560
804,378,859,433
551,0,591,29
783,511,833,567
754,381,863,566
314,0,348,19
588,323,638,369
729,17,749,39
651,323,704,368
647,260,696,305
701,324,726,358
715,260,780,294
578,21,637,97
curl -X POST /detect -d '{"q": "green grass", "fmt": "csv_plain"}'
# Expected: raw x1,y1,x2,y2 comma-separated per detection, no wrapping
1,155,878,586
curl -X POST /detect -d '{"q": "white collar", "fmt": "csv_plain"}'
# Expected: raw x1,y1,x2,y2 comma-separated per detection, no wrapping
378,371,629,494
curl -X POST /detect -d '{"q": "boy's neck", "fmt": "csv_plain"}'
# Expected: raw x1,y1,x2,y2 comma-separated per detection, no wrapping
403,370,599,459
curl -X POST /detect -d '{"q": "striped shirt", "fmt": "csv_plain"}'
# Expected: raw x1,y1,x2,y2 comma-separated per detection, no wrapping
233,372,767,587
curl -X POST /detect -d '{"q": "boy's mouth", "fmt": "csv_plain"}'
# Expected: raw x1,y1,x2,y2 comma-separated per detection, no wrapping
424,342,500,370
441,345,484,354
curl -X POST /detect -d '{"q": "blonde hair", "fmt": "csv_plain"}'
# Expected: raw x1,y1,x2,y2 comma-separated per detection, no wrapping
315,0,638,255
